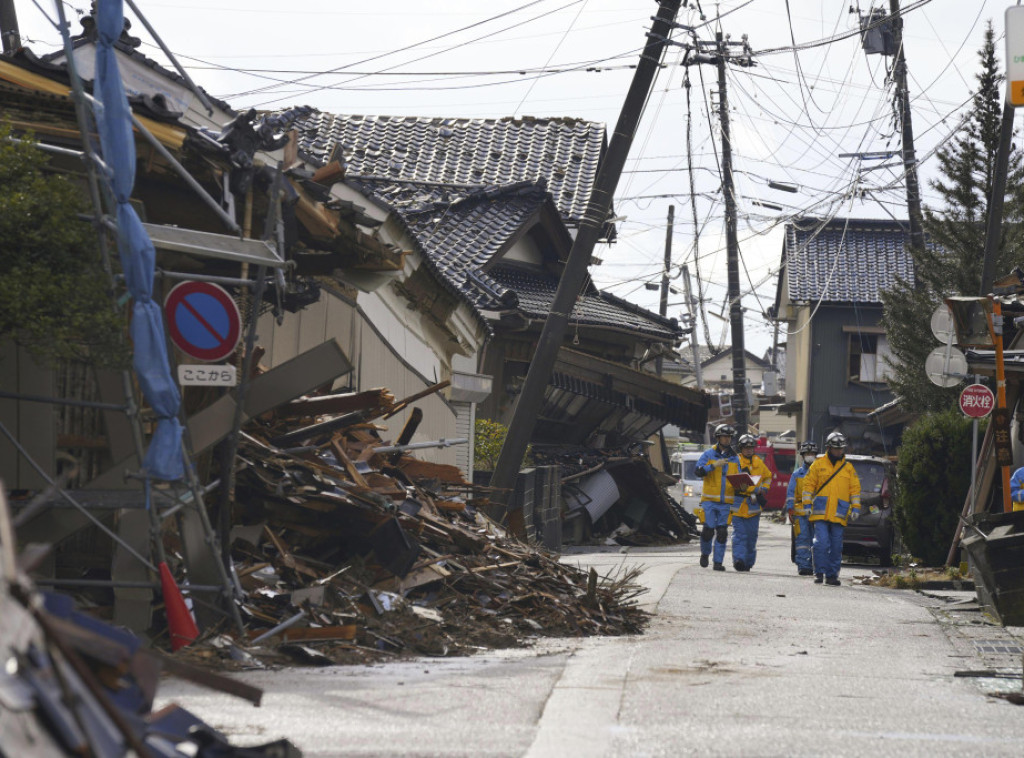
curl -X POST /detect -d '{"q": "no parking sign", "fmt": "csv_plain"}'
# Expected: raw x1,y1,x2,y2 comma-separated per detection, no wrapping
164,281,241,362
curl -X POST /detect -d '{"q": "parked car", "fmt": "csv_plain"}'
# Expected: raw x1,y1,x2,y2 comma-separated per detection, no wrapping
669,450,703,513
843,454,899,565
790,454,899,566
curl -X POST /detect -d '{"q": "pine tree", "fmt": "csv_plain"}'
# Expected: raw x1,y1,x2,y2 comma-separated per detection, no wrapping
881,21,1024,413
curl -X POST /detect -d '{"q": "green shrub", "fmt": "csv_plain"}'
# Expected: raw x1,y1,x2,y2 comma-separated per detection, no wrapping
893,408,977,566
473,418,530,471
0,124,128,368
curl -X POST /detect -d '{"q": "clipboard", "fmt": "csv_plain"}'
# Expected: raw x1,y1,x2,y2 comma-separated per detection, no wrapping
727,473,760,490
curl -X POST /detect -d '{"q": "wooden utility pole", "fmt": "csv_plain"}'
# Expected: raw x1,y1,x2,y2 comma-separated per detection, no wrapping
489,0,683,537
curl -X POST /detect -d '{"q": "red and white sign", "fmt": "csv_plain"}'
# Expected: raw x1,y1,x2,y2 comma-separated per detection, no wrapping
164,281,241,362
959,383,995,419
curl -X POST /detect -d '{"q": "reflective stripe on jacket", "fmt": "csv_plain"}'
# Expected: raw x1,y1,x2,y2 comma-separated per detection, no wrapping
695,447,739,505
731,454,773,517
786,463,810,516
802,455,862,525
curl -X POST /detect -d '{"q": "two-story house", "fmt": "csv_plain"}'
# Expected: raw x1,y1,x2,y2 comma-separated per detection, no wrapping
773,216,917,454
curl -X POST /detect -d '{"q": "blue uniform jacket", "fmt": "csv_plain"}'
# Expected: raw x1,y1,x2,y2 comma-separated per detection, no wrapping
695,446,740,505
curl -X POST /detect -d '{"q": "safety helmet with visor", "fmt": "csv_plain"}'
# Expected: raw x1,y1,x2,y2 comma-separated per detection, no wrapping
737,433,757,449
825,432,848,449
714,424,736,439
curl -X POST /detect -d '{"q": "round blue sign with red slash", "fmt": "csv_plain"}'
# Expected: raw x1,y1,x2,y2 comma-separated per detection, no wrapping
164,281,241,362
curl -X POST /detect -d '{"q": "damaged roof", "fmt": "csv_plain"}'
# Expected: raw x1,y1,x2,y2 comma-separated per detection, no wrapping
782,217,921,304
290,112,608,230
350,176,680,342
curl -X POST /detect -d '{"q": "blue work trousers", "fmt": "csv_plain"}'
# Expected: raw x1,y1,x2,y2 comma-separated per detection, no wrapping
732,514,760,568
794,514,812,571
812,520,845,578
700,502,731,565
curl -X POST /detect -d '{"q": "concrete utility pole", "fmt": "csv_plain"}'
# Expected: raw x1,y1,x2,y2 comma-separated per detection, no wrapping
714,31,749,434
656,204,674,377
681,264,704,390
0,0,21,54
490,0,683,537
979,103,1016,296
683,28,753,432
889,0,925,252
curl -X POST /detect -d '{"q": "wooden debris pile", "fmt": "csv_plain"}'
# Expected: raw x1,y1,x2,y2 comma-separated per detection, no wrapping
185,386,650,666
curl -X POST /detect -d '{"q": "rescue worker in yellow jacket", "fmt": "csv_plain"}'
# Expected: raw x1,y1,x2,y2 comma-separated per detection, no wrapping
801,431,861,586
730,434,772,572
785,441,818,576
695,424,740,571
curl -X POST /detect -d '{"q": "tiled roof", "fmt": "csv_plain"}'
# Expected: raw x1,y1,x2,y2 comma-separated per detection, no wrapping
488,267,678,340
290,112,606,229
349,177,552,280
350,177,677,341
783,217,920,304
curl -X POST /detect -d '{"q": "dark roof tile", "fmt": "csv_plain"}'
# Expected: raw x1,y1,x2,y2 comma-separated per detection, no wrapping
783,217,923,304
288,112,607,228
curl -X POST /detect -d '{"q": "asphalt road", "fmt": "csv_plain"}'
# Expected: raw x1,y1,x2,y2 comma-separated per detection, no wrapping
156,521,1024,757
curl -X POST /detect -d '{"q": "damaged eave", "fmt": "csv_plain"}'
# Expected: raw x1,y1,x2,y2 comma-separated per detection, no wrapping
552,347,709,426
0,58,186,150
288,178,407,274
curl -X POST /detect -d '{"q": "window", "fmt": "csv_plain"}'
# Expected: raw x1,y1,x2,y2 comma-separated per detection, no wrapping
849,333,893,384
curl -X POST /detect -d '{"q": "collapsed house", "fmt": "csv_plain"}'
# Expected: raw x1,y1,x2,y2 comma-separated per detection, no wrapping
0,7,705,658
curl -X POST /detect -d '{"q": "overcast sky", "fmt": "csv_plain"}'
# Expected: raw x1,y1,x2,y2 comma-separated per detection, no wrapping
12,0,1018,356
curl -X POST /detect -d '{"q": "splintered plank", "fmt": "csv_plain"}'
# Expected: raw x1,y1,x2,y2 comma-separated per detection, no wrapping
330,437,369,487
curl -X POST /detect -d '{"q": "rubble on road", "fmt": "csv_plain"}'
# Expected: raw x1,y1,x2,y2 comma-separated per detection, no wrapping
163,386,652,668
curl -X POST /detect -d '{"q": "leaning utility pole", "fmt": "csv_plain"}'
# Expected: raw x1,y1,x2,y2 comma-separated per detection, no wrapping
0,0,21,54
489,0,683,537
889,0,925,252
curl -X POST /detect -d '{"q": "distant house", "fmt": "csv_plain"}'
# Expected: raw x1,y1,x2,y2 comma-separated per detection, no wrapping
773,217,920,453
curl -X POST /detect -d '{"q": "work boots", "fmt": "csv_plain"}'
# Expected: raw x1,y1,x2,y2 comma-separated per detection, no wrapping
814,574,824,584
713,563,725,571
700,554,709,568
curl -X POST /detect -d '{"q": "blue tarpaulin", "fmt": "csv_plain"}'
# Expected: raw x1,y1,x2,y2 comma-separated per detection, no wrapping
95,0,184,480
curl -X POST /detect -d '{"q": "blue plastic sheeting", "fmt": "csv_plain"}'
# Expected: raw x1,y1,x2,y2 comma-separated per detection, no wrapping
95,0,183,481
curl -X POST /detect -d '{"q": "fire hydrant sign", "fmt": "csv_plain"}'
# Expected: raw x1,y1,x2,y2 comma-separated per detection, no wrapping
959,383,995,419
164,281,241,362
1007,7,1024,105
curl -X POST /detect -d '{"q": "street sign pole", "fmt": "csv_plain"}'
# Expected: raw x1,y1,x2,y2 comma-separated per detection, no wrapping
990,299,1013,513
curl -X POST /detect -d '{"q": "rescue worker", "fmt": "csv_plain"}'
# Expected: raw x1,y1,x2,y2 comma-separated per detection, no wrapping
1009,466,1024,511
785,441,819,576
730,434,772,572
695,424,739,571
801,431,861,586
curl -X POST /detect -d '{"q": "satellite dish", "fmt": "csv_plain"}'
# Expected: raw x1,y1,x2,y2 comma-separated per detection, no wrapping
930,304,955,344
925,346,968,387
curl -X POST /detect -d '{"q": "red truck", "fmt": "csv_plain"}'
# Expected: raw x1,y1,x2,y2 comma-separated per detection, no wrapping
754,436,796,510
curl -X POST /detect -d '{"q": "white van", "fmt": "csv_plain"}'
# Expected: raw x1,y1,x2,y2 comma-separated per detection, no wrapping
669,450,703,512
